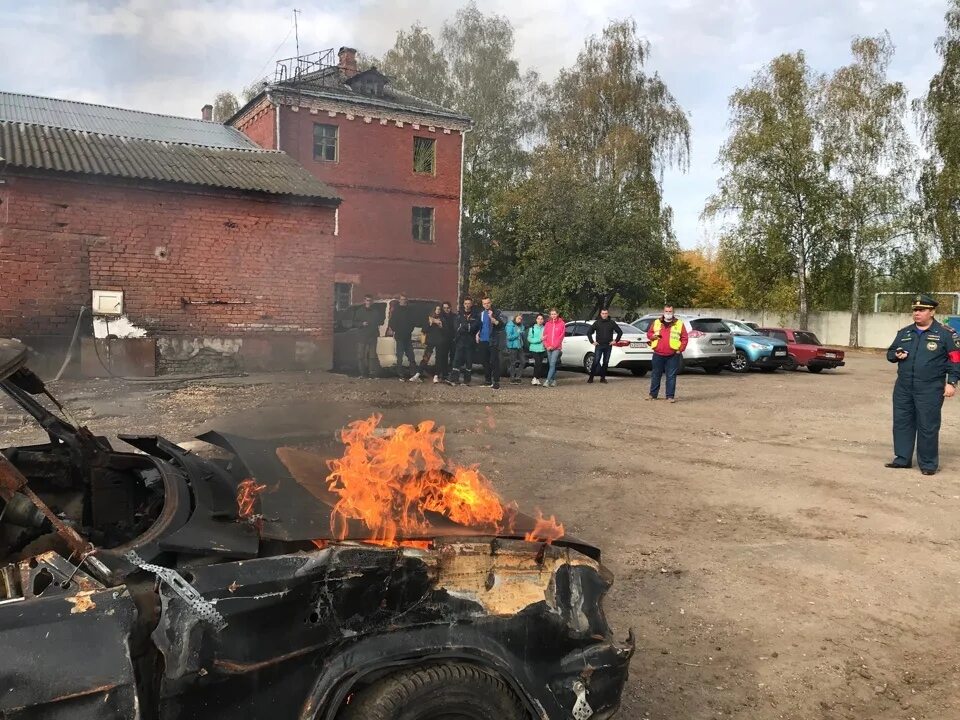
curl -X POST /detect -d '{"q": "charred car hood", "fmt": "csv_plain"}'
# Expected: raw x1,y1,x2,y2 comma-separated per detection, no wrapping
188,431,603,561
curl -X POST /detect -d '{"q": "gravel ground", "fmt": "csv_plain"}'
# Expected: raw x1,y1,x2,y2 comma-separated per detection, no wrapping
2,352,958,720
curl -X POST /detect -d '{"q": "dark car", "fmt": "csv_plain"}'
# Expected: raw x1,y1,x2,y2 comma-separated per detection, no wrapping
756,327,846,372
0,339,632,719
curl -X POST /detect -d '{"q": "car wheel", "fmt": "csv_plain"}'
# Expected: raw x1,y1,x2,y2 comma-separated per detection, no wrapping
782,354,798,372
339,663,527,720
807,365,824,373
631,367,648,377
729,351,749,373
583,352,595,374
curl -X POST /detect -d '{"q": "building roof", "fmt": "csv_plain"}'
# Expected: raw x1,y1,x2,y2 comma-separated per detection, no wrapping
231,65,472,128
0,91,339,202
0,91,258,149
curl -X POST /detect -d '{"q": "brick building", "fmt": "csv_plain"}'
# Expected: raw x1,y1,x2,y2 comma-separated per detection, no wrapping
229,47,472,309
0,92,340,375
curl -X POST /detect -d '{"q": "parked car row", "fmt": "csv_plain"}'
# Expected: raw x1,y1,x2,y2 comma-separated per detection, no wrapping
332,299,846,377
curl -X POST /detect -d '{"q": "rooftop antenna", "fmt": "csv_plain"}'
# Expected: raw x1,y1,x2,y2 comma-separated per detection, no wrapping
293,8,301,58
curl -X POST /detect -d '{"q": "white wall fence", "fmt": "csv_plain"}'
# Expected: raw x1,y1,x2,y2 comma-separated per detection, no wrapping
631,308,928,349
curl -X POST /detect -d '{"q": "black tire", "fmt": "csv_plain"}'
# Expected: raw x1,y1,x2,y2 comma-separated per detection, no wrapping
703,365,723,375
630,367,648,377
807,365,824,373
583,352,595,374
340,663,527,720
729,350,750,373
782,354,798,372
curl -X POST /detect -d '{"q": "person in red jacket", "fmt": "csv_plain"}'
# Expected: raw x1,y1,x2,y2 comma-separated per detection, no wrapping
542,308,566,387
646,305,688,402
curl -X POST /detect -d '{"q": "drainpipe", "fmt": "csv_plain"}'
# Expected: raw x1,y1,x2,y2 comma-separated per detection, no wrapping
456,126,470,302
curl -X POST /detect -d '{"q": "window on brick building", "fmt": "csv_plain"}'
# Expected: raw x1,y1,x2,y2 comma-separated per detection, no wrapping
412,207,435,243
413,137,436,174
313,123,338,162
334,282,353,311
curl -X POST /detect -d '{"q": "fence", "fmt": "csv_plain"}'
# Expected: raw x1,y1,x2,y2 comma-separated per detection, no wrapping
630,308,916,349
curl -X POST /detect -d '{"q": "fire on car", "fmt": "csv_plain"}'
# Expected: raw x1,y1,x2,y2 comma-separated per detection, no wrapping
0,338,633,720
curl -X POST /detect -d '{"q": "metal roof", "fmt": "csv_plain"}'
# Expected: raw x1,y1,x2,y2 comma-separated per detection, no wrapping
0,91,258,149
0,122,340,202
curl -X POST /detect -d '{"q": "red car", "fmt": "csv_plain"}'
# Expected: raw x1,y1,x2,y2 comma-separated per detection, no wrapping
755,327,845,373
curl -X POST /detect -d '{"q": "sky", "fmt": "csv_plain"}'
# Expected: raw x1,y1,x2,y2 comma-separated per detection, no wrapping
0,0,953,247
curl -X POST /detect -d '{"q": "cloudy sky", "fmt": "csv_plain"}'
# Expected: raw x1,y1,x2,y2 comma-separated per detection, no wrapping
0,0,953,246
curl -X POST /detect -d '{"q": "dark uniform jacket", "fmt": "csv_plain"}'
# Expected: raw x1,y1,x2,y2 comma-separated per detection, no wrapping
423,314,444,345
388,305,417,340
455,310,482,342
886,319,960,385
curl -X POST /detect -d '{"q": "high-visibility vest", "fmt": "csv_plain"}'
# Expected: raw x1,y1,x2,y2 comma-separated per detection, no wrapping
650,318,683,351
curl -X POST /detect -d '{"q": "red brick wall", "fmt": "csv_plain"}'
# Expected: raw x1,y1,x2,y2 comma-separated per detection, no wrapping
233,100,277,150
0,173,336,370
274,104,462,302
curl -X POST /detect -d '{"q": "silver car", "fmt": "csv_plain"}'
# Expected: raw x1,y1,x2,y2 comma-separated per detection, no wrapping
631,314,735,373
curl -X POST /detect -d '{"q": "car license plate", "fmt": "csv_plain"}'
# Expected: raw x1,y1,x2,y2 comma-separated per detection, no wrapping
824,353,836,358
774,350,786,356
710,339,726,345
629,341,643,348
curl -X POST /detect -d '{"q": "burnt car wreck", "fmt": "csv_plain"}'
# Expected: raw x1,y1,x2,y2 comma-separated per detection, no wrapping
0,339,633,720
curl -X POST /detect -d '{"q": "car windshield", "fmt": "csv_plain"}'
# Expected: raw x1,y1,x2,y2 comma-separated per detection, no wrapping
794,331,821,345
617,322,641,334
690,319,729,334
725,320,759,335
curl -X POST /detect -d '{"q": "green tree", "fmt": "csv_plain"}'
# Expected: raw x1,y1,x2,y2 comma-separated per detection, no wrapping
374,24,454,107
822,34,915,346
915,0,960,259
212,91,240,122
706,52,835,328
485,20,689,315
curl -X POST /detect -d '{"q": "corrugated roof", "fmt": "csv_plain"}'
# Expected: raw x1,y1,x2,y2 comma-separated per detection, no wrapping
0,91,258,149
0,122,340,202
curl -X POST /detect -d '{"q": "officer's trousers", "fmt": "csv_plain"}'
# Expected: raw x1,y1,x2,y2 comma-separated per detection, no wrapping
892,380,944,470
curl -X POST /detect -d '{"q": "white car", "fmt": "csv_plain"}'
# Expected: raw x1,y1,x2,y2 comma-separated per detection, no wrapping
560,321,651,376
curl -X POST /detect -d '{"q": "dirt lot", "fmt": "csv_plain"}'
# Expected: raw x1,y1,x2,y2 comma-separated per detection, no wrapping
2,352,958,719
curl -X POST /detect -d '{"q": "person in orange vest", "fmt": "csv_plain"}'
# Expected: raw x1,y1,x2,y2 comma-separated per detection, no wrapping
646,305,688,402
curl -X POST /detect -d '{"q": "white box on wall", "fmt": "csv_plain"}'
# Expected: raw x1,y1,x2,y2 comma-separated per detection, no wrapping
92,290,123,316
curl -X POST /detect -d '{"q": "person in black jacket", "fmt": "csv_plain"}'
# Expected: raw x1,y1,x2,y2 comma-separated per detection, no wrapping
448,297,481,386
440,301,455,376
586,309,623,383
410,305,447,383
353,294,382,378
387,295,418,381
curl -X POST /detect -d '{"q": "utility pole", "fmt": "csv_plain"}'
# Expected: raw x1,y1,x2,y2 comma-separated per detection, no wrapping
293,8,301,58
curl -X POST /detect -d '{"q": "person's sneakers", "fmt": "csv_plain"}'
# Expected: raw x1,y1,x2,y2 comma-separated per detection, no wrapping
531,378,541,386
921,468,937,476
398,377,406,382
645,395,656,401
409,373,422,382
884,462,912,469
492,383,500,389
433,375,440,384
587,377,594,384
668,398,677,403
600,378,608,384
445,378,456,386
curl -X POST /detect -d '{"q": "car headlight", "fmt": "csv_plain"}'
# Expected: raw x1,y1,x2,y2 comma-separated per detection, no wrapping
748,342,765,350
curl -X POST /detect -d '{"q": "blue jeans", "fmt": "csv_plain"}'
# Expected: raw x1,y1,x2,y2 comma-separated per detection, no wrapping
589,345,613,378
650,353,680,398
546,349,562,382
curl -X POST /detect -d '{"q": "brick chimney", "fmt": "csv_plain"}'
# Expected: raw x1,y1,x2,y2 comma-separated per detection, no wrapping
201,104,213,121
338,46,358,78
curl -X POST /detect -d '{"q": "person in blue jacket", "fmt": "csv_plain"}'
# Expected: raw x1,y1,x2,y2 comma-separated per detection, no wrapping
885,293,960,475
505,314,526,384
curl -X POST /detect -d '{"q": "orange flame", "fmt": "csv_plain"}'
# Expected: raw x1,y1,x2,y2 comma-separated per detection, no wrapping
325,415,513,545
524,511,565,543
236,478,266,520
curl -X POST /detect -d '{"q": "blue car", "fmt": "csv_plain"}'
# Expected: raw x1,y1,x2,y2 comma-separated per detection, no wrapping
723,319,789,372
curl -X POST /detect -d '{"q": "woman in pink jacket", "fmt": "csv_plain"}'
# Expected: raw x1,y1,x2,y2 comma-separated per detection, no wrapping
542,308,566,387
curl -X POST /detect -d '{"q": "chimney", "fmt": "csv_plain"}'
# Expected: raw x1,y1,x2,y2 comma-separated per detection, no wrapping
338,46,358,78
201,104,213,121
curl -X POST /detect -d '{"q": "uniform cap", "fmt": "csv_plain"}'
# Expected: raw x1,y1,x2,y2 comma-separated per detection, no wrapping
912,293,938,310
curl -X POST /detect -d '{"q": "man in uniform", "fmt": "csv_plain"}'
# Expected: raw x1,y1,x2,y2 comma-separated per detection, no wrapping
885,293,960,475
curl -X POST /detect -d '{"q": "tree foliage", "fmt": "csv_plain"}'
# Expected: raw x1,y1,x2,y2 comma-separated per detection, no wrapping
212,91,240,122
706,52,836,327
373,24,454,107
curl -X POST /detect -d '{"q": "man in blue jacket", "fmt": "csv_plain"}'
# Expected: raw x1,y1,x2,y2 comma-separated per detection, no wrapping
885,293,960,475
